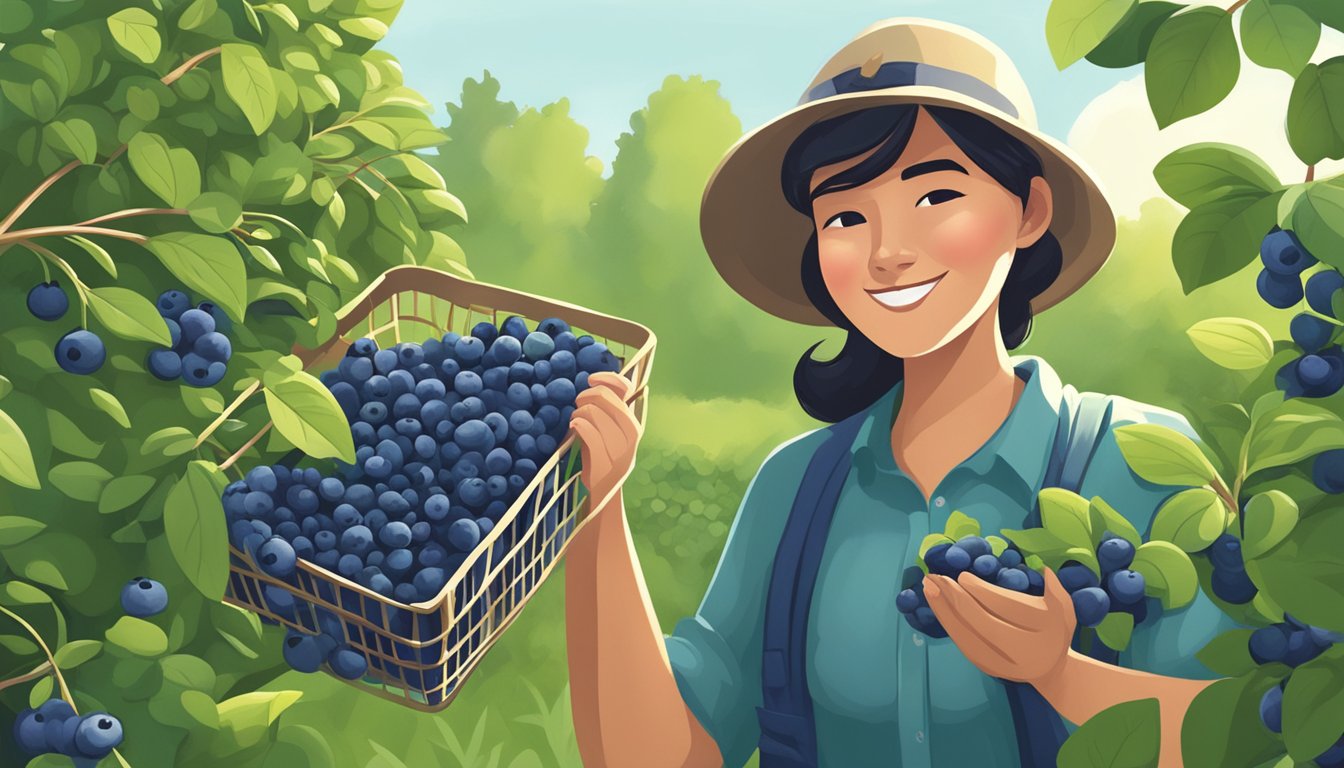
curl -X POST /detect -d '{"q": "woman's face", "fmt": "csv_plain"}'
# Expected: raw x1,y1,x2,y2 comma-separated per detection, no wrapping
809,107,1054,359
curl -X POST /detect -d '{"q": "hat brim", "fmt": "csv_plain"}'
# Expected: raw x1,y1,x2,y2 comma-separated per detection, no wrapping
700,86,1117,327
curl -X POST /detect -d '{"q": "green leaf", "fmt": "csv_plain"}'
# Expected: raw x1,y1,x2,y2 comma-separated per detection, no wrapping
221,43,278,135
180,689,219,729
107,8,161,64
187,192,243,234
337,17,388,40
0,409,40,489
0,635,39,656
1090,496,1143,548
1172,193,1282,295
1037,487,1093,550
127,131,200,207
160,654,217,690
1000,526,1075,558
98,475,156,515
0,517,45,546
0,376,10,399
178,0,217,30
142,426,197,457
1282,181,1344,271
1154,143,1281,210
144,232,247,321
22,560,67,591
1253,508,1344,631
1132,540,1198,609
263,370,356,462
214,690,304,749
1181,675,1284,768
943,510,980,539
105,616,168,657
164,461,229,601
1242,0,1321,76
1286,58,1344,165
54,639,103,669
1045,0,1138,69
1,581,51,605
1195,629,1258,677
987,535,1009,557
1113,423,1220,487
65,235,117,278
1185,317,1275,370
1286,0,1344,31
1282,647,1344,760
89,388,130,428
1085,1,1183,68
87,286,172,345
29,677,52,708
1096,611,1136,652
1145,7,1241,128
918,533,954,562
1241,490,1299,560
44,117,97,164
48,461,112,502
1246,396,1344,477
1058,697,1160,768
180,384,225,418
1150,488,1227,552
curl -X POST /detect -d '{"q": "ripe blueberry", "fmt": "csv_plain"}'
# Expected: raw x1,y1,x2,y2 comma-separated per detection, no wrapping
55,329,106,375
121,577,168,617
27,281,69,320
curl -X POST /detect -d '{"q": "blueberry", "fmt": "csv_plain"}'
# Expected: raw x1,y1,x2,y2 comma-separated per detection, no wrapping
546,378,577,406
577,335,595,348
1261,228,1316,275
895,588,920,613
286,486,319,515
471,321,499,347
121,577,168,617
328,647,368,679
414,377,446,401
533,359,553,384
996,568,1029,592
368,573,394,597
1316,735,1344,768
396,342,425,368
1249,624,1289,664
447,517,481,550
363,375,392,401
1284,629,1326,667
73,712,123,758
554,331,579,354
318,477,345,503
489,335,523,367
1300,354,1333,387
1211,567,1258,604
955,536,992,560
395,417,423,437
333,503,364,530
1291,312,1335,353
999,548,1023,569
577,342,621,373
373,348,399,375
414,567,447,601
283,629,327,673
380,521,412,549
523,331,555,362
28,281,69,320
384,548,414,578
1208,533,1244,571
458,477,489,508
455,336,485,366
971,554,1001,580
924,543,953,575
484,412,509,442
393,393,423,420
157,289,191,319
193,331,232,362
440,358,463,381
1105,569,1145,604
13,708,46,755
181,352,226,387
340,525,374,556
537,317,570,338
454,419,495,453
454,370,484,397
1258,684,1283,733
1097,538,1135,574
1307,269,1344,317
257,536,297,578
178,308,216,345
348,337,378,358
147,349,183,380
424,494,451,522
55,329,106,375
1071,587,1110,627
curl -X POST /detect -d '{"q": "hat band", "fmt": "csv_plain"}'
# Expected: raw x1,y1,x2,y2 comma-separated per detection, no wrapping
799,60,1020,119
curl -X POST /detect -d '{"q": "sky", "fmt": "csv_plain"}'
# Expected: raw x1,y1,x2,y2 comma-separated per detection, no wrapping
381,0,1341,216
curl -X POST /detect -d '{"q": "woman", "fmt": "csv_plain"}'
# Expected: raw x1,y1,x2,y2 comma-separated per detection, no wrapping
565,18,1237,768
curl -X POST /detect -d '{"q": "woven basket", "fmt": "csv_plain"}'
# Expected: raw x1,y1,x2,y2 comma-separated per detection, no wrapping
221,266,654,711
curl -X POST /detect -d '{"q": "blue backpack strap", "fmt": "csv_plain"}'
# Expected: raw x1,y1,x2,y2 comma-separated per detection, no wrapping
756,414,865,768
1002,391,1116,767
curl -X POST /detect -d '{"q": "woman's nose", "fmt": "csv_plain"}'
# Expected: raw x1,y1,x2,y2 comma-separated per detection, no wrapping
870,246,915,277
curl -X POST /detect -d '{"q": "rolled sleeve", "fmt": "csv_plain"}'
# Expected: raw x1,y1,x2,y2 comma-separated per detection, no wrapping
662,430,824,768
1081,397,1248,680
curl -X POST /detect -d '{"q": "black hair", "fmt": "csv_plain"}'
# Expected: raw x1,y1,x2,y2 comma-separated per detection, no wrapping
781,103,1064,423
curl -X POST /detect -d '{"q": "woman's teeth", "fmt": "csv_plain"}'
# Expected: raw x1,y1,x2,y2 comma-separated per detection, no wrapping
870,277,941,308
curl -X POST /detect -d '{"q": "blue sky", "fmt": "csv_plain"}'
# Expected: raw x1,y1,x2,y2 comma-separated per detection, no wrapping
382,0,1137,174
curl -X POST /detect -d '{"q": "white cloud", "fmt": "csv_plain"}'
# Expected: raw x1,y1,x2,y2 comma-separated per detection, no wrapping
1067,23,1344,219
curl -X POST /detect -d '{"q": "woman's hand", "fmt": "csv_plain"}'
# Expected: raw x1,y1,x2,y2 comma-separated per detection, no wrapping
569,372,643,515
923,567,1076,686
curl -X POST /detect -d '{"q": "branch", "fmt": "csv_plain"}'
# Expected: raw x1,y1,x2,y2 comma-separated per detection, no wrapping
0,661,53,694
0,226,148,247
1307,164,1316,182
77,208,188,227
163,47,221,87
1227,0,1250,12
221,422,273,471
0,605,77,714
195,380,262,449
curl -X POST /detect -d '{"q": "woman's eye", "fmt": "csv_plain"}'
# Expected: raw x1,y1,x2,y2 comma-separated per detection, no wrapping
822,211,867,229
916,189,965,208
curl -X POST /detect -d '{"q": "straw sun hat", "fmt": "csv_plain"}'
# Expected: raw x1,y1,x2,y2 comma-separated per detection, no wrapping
700,18,1117,327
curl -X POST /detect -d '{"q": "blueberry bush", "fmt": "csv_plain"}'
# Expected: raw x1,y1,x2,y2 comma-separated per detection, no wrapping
0,0,470,764
1047,1,1344,765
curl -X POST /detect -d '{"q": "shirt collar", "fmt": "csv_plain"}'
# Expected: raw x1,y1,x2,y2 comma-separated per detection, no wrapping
849,354,1065,506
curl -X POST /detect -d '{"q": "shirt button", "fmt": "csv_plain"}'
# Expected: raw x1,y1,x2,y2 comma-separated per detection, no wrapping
912,633,924,647
933,496,945,508
915,730,925,743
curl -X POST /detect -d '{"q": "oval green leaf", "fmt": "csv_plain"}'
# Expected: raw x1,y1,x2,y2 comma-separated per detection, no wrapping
126,132,200,207
164,461,229,601
1113,422,1220,487
144,232,247,321
1282,647,1344,761
0,409,40,489
1059,697,1159,767
263,370,355,462
1242,0,1321,76
1132,540,1198,609
221,43,277,135
1241,490,1299,560
1151,488,1227,552
89,388,130,428
86,286,172,345
1186,317,1275,371
105,616,169,657
1145,7,1240,128
48,461,112,502
107,8,161,64
1286,58,1344,166
1155,143,1281,210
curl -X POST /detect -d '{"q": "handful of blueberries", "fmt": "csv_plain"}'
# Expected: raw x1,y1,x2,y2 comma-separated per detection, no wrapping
146,289,234,387
12,699,123,763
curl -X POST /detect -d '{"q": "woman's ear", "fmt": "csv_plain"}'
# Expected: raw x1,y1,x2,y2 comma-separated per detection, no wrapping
1016,176,1054,249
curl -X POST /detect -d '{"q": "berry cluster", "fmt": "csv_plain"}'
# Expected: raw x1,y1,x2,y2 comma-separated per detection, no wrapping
1054,533,1150,627
146,289,234,387
1257,228,1344,399
895,536,1044,637
12,699,123,762
279,609,369,681
1253,614,1344,767
1204,532,1257,604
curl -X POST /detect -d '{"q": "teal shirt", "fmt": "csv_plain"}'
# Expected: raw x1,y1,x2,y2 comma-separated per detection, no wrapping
663,354,1240,768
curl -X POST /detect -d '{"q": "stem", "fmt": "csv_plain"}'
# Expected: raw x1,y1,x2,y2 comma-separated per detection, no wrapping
1227,0,1250,12
0,661,53,694
0,226,148,247
1306,165,1316,182
76,208,188,227
221,422,272,471
242,211,307,239
0,605,77,713
163,47,221,86
194,380,262,449
21,242,90,323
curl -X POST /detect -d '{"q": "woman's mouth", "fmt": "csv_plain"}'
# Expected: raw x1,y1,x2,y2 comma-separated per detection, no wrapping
866,273,945,311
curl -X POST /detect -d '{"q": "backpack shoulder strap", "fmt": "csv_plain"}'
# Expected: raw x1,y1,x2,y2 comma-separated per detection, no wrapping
756,414,865,768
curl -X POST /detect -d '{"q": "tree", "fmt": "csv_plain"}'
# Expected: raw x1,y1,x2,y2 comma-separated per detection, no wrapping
0,0,465,764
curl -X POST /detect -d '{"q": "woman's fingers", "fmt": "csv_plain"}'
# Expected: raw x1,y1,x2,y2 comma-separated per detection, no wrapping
586,371,634,402
955,572,1050,630
568,415,606,475
1041,568,1077,631
924,575,1016,669
582,382,642,442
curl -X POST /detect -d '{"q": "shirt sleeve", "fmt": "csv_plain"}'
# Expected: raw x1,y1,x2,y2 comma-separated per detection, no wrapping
1078,396,1246,680
662,430,825,768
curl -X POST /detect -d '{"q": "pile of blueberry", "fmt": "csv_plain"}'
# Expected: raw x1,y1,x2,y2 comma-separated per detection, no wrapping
12,699,123,763
27,280,105,376
1257,228,1344,399
222,315,619,677
896,536,1045,638
1204,532,1258,605
1254,613,1344,767
147,289,234,387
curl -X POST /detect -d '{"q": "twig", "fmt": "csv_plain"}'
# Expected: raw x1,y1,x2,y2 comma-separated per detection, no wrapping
221,422,273,471
195,380,262,449
1306,164,1316,182
0,226,148,247
163,47,221,86
77,208,188,227
0,605,78,714
1227,0,1250,12
0,661,53,694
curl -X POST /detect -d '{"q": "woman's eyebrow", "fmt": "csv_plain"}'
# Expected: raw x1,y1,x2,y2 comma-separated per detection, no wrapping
900,159,969,180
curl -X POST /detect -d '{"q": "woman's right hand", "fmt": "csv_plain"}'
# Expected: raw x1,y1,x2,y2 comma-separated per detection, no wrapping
569,372,643,515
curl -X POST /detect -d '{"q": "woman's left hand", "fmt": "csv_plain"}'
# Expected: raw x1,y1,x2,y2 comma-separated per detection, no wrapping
923,567,1077,685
